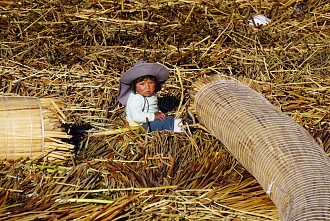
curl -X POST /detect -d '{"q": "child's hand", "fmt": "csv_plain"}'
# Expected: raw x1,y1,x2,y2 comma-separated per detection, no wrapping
155,112,166,121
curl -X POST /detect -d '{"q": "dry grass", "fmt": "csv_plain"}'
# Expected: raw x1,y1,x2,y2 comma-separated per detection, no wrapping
0,0,329,220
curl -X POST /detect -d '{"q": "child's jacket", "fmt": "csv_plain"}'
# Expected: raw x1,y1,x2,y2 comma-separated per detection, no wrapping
126,92,159,123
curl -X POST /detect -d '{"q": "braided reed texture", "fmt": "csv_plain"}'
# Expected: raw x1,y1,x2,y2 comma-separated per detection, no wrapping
192,76,330,221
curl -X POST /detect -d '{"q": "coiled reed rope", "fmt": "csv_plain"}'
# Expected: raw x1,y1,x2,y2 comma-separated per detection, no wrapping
191,76,330,220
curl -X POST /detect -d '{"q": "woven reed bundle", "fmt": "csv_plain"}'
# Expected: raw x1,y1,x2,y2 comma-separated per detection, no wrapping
191,76,330,221
0,96,74,160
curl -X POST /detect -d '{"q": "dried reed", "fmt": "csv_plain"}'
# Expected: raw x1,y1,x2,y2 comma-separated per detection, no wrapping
0,0,329,220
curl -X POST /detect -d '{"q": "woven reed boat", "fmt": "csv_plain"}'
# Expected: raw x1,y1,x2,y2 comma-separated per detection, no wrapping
191,76,330,221
0,96,74,160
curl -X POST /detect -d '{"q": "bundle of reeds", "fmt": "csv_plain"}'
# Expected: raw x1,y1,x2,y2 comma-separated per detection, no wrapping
0,96,74,160
39,97,75,160
191,75,330,220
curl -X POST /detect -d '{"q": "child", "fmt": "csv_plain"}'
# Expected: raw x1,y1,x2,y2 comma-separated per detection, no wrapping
117,61,182,132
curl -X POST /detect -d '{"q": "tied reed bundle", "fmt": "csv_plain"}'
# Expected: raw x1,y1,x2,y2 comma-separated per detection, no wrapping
191,75,330,221
0,96,74,161
39,97,75,160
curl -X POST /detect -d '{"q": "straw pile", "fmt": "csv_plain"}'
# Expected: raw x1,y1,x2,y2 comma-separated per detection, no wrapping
0,0,329,220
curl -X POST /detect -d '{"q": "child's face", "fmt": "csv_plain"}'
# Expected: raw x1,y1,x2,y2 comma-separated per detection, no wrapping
135,78,156,97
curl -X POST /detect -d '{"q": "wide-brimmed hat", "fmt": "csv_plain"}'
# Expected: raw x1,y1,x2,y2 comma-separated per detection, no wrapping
117,61,169,106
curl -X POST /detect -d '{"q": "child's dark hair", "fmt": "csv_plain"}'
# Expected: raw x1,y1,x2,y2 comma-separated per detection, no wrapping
131,75,157,94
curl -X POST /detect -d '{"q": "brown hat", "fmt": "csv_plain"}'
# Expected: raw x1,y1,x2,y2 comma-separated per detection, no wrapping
117,61,169,106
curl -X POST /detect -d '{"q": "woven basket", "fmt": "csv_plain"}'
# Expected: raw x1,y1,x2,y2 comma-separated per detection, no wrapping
0,96,74,160
192,76,330,221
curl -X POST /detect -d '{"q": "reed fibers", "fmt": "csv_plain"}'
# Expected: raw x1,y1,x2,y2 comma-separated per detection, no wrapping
191,76,330,221
0,96,74,160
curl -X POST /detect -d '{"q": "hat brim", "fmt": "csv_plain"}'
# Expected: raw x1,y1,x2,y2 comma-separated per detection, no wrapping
117,62,169,106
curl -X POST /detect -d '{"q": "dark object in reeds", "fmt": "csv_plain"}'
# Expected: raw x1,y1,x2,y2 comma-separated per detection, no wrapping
62,123,93,152
158,94,180,113
191,75,330,221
